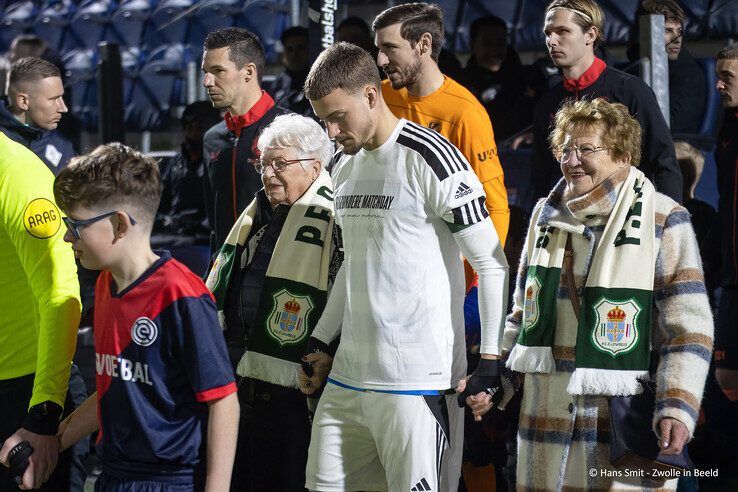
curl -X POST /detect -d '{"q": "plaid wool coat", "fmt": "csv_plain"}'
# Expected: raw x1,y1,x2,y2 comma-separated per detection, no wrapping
502,173,714,491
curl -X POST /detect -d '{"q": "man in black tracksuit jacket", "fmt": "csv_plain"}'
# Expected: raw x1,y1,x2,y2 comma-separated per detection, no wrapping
532,2,682,203
202,91,288,252
201,28,291,255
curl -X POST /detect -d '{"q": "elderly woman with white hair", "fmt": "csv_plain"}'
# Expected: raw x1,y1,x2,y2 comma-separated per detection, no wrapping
206,113,341,491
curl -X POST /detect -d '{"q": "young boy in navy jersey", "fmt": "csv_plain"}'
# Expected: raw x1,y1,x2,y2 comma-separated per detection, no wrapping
52,143,239,491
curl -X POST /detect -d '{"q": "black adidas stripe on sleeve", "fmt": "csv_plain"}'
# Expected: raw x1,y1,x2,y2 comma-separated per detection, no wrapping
451,196,489,226
396,123,468,181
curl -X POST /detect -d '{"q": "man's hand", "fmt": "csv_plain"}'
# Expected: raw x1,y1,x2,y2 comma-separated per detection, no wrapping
456,358,503,422
0,428,59,490
299,352,333,396
658,417,689,455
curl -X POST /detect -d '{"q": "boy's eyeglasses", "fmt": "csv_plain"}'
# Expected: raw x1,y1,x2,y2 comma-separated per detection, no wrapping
558,145,609,163
63,211,137,239
255,157,315,175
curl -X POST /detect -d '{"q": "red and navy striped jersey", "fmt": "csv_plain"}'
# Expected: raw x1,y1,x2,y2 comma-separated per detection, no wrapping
94,252,236,477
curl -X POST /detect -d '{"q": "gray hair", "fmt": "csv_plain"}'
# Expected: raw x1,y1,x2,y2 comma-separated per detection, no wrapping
257,113,333,170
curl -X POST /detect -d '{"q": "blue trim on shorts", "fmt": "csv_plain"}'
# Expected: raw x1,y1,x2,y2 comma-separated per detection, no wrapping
327,378,451,395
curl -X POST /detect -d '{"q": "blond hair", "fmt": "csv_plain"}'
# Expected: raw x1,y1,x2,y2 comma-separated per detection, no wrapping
549,98,642,165
546,0,605,48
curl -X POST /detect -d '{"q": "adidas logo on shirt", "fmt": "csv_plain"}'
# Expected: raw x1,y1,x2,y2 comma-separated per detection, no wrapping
454,182,473,199
411,478,432,491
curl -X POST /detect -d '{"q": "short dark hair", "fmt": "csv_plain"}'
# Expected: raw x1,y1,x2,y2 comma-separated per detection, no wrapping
304,42,381,101
373,3,445,62
9,34,49,62
182,100,221,128
470,15,508,44
280,26,308,45
717,44,738,61
640,0,686,25
54,143,162,228
204,27,265,83
338,16,371,36
8,57,61,95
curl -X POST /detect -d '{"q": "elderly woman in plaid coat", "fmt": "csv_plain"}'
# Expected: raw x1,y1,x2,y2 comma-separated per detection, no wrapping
489,98,713,491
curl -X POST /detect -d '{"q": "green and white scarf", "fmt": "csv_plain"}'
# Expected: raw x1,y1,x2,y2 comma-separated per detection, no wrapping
205,171,335,388
508,167,656,396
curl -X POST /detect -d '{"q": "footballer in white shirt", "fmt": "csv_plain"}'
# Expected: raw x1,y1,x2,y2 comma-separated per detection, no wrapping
299,42,509,492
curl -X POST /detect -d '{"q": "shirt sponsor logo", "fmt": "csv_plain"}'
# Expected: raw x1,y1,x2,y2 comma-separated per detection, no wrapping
131,317,158,347
454,182,473,199
23,198,61,239
335,194,395,210
95,353,153,386
476,147,498,162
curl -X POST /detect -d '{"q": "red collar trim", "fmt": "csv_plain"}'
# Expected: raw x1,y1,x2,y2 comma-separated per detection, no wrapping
563,57,606,93
224,91,275,137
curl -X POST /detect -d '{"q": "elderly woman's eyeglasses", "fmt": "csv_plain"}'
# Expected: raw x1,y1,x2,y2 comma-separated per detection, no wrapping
63,211,137,239
558,145,609,163
255,157,315,174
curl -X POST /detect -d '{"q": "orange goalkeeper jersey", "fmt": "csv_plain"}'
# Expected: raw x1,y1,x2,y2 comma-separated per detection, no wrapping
382,76,509,247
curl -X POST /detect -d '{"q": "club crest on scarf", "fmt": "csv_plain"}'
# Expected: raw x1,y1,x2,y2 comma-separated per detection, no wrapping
591,298,642,356
522,275,542,331
267,289,314,346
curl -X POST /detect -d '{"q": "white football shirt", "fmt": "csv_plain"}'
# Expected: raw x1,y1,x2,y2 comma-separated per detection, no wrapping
327,119,490,391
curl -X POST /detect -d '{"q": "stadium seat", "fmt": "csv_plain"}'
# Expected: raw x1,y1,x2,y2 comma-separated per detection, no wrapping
235,0,291,63
125,43,193,131
0,1,37,51
33,0,76,54
598,0,640,45
67,0,119,50
61,48,99,131
146,0,193,47
111,0,155,48
188,0,241,48
444,0,519,53
692,57,721,210
696,57,721,140
708,0,738,39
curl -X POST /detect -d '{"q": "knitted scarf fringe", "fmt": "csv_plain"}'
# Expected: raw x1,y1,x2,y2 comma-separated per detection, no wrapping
566,368,649,396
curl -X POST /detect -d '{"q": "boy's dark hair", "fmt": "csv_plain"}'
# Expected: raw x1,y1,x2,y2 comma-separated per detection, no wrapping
280,26,308,45
204,27,265,84
372,3,445,62
470,15,508,44
304,42,381,100
8,57,61,95
640,0,686,26
338,16,371,36
717,44,738,61
54,143,162,228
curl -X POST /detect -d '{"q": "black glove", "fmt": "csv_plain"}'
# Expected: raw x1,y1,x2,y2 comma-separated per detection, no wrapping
457,358,503,408
301,337,330,399
8,441,34,485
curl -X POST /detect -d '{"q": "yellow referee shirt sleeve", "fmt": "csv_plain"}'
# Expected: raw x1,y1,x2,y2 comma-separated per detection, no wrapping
0,135,81,409
454,106,510,247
